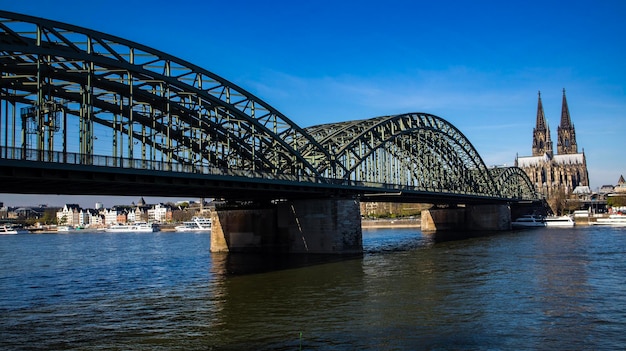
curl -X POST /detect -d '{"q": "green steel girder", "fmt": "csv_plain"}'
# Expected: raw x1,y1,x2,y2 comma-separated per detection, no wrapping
0,10,337,180
304,113,499,197
1,68,246,169
489,167,537,199
0,11,539,202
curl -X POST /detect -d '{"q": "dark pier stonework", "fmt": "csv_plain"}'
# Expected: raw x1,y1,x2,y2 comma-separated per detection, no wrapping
210,198,363,254
421,204,512,232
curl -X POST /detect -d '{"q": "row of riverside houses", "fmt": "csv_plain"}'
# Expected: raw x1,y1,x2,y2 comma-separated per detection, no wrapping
56,197,172,229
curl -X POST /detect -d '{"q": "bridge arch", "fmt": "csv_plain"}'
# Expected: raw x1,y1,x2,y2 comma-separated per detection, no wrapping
489,167,537,200
0,10,337,180
305,113,499,197
0,11,539,203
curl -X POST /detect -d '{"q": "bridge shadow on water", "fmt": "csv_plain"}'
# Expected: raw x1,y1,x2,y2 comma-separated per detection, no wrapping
209,252,364,276
422,230,507,243
210,229,510,276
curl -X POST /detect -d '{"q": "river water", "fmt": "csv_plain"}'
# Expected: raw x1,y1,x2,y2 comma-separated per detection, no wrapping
1,225,625,350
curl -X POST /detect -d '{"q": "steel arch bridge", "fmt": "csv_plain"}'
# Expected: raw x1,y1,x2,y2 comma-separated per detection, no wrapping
0,11,537,203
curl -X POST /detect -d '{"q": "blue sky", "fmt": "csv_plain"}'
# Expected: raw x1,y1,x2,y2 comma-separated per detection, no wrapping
1,0,625,207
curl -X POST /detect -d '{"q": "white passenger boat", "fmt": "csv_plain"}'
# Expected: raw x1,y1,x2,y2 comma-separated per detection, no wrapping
0,224,29,234
105,222,159,233
591,214,626,227
511,215,546,228
175,217,212,232
544,215,575,227
56,225,74,232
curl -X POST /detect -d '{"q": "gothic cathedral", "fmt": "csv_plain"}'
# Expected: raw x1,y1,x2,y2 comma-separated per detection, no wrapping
515,90,590,206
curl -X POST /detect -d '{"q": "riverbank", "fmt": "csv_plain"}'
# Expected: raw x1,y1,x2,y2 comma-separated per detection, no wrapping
361,218,421,229
25,220,422,233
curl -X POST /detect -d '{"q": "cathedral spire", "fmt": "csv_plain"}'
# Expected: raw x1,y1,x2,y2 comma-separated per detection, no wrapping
532,90,553,156
559,88,573,128
536,91,547,130
557,88,578,154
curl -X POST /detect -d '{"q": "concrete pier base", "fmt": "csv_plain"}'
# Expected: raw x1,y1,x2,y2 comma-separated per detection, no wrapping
465,204,511,231
421,204,511,232
421,208,466,231
210,198,362,254
210,208,276,253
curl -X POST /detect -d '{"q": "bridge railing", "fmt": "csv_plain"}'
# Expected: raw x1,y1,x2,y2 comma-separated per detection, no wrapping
326,179,508,199
0,146,526,200
0,146,325,183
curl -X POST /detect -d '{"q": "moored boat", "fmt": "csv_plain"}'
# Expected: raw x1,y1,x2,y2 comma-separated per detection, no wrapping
591,214,626,227
0,224,29,234
511,215,546,228
544,215,575,227
105,222,159,233
175,217,212,232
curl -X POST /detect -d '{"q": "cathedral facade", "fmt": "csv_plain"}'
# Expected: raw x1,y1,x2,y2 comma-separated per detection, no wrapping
515,90,590,202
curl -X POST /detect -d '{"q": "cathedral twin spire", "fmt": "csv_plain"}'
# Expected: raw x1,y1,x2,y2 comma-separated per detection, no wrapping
557,89,577,154
532,89,578,157
532,91,553,156
520,89,590,202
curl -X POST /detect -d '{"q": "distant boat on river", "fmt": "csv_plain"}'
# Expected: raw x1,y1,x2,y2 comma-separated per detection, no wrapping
511,215,547,228
105,222,159,233
544,215,575,227
0,224,29,235
591,214,626,227
175,217,212,232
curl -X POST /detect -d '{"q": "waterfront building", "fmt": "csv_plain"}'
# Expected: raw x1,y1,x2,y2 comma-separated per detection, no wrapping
606,175,626,214
103,208,122,225
148,203,172,223
614,175,626,193
127,206,148,223
78,209,90,228
599,184,616,195
86,209,104,227
116,211,128,224
46,200,175,227
515,90,590,211
56,204,81,226
13,207,44,219
126,208,137,223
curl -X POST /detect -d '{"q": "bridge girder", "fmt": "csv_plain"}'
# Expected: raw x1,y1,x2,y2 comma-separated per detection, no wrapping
305,113,506,198
0,10,336,181
0,11,539,203
489,166,537,200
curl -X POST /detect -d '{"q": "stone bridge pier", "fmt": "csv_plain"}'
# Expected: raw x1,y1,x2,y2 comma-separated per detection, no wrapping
210,198,363,254
420,204,512,231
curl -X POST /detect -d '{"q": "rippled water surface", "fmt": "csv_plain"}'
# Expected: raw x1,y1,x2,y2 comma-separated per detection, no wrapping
1,226,625,350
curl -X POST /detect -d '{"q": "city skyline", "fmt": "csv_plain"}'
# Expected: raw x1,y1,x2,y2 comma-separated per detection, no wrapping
1,0,624,207
0,195,200,209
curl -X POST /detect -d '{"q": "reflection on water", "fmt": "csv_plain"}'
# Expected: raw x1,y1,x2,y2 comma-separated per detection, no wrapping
1,227,625,350
211,252,363,276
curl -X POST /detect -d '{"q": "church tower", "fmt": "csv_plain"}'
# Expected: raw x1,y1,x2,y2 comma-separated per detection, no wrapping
532,91,553,156
516,90,590,214
557,89,578,154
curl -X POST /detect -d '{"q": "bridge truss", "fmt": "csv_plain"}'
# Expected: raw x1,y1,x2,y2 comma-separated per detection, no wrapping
0,11,537,202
